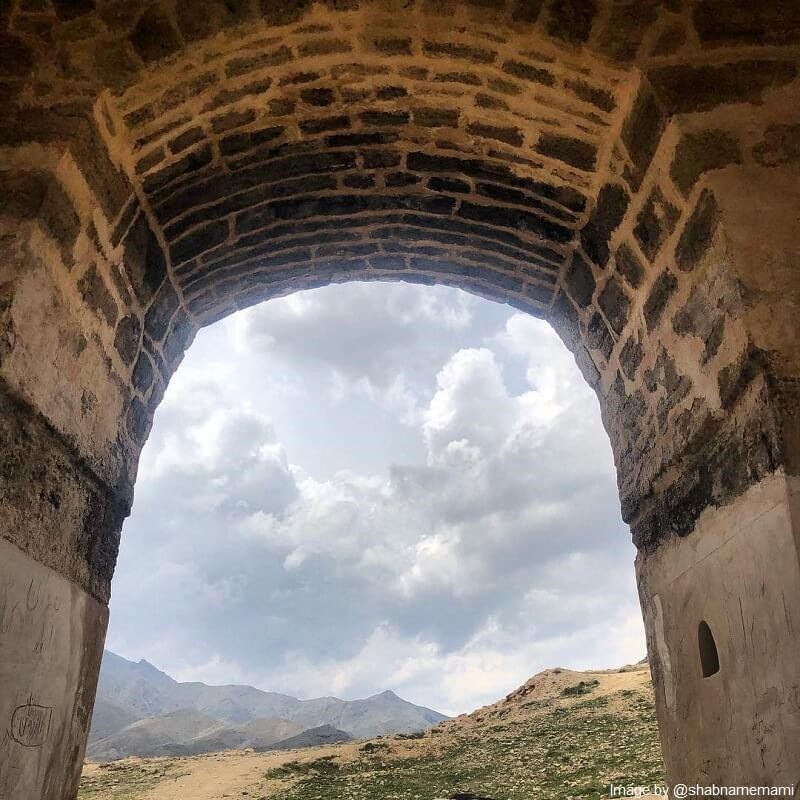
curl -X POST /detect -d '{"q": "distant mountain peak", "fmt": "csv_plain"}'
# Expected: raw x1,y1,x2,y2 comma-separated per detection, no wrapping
89,650,449,761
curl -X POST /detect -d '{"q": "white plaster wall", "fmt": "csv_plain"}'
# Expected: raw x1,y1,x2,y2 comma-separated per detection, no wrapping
0,538,107,800
638,473,800,787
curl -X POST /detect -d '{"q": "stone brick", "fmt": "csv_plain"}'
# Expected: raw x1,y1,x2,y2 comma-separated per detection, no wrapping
123,216,168,305
327,132,398,147
422,41,496,64
297,38,351,57
565,252,596,307
643,271,678,332
168,127,206,155
587,312,613,360
675,190,720,272
511,0,545,21
752,123,800,167
619,335,644,380
547,0,598,44
170,220,229,265
38,182,82,270
219,126,284,157
580,182,629,267
414,108,460,128
225,46,292,78
162,310,194,367
467,122,524,147
129,8,181,64
671,130,742,196
113,314,141,366
203,79,272,112
343,174,375,189
127,396,151,446
300,87,335,107
598,276,630,335
433,71,483,86
501,60,555,86
142,145,214,195
634,187,680,262
595,0,658,61
212,109,257,135
78,264,118,327
299,115,350,134
457,201,573,243
565,78,616,113
360,110,410,127
386,172,420,187
135,149,165,175
160,72,217,112
236,194,457,233
376,86,408,100
692,1,800,46
615,243,645,289
536,133,597,171
649,61,798,114
620,86,666,189
371,37,413,56
131,351,153,393
144,281,180,341
429,176,470,193
268,98,296,116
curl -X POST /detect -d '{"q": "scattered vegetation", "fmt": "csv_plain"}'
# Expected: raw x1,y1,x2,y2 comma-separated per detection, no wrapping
560,680,600,697
79,666,664,800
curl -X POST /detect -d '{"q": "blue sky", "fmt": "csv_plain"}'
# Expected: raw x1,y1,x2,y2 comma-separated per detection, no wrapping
106,281,644,716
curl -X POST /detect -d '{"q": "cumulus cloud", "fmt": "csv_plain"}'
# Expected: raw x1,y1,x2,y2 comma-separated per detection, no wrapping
107,282,643,716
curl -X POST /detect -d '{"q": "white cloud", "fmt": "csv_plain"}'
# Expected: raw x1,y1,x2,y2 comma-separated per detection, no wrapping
108,283,642,715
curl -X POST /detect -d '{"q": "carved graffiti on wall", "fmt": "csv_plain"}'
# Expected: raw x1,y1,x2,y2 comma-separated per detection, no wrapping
9,697,53,748
0,577,61,658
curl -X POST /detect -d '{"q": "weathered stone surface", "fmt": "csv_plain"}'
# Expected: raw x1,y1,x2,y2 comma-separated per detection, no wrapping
129,8,182,63
693,1,800,46
621,85,666,189
634,187,680,262
564,252,595,307
615,243,645,289
581,182,629,266
113,314,141,365
6,3,800,793
143,281,179,341
131,351,154,392
671,130,742,196
78,264,118,327
649,61,799,114
752,123,800,166
597,276,630,335
587,311,613,360
536,133,597,171
674,190,719,272
643,271,678,332
122,217,168,305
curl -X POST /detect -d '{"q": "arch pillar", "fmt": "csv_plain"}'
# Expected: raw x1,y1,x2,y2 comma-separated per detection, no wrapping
635,167,800,785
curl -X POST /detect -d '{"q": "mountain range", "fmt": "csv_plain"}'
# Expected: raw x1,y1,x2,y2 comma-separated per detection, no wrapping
87,650,447,762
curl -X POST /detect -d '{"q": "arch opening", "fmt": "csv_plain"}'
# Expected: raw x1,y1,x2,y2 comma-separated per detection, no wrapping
87,281,657,792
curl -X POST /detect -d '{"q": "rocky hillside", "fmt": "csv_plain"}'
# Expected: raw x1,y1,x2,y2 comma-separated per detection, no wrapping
88,651,447,760
80,661,664,800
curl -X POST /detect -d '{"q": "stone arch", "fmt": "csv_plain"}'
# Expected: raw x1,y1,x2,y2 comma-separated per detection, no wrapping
2,2,800,796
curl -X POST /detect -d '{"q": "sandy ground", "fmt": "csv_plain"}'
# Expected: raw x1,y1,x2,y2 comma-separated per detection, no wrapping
81,741,362,800
81,664,652,800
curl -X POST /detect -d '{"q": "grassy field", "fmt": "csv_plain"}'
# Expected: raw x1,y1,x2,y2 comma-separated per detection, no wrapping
79,664,664,800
